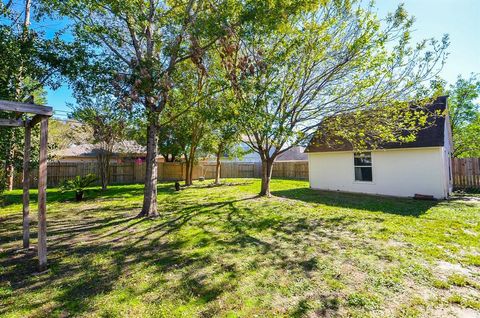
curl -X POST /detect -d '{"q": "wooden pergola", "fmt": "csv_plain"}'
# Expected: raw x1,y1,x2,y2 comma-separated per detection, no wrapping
0,100,51,271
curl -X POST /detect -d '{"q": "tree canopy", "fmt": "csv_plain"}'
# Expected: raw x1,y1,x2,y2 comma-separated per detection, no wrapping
444,75,480,157
0,0,66,191
40,0,320,215
219,1,448,195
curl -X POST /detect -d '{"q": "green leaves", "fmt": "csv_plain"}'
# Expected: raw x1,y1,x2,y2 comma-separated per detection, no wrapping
60,174,98,201
69,95,130,147
60,173,97,193
434,74,480,157
223,0,448,160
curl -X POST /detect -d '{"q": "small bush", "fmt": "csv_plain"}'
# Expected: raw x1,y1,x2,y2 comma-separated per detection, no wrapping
60,174,97,201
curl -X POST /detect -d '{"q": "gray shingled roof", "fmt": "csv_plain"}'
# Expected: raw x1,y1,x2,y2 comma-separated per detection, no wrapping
277,147,308,161
54,140,146,158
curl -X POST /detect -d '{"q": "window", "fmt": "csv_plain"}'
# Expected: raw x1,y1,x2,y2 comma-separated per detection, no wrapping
354,152,372,182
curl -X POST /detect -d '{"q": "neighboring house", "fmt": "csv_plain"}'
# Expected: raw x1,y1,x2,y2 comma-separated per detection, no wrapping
276,146,308,161
305,96,453,199
52,140,151,163
221,143,306,163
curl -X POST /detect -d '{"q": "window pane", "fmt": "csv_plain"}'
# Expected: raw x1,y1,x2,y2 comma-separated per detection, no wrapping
355,167,373,182
354,152,372,166
354,156,372,166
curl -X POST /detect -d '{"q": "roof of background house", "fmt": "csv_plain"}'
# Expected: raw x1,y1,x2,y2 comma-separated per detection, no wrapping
276,146,308,161
305,96,448,153
54,140,146,158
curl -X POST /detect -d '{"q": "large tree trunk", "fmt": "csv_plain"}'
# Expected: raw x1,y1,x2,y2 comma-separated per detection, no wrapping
188,159,194,185
185,159,194,186
97,150,110,191
184,145,197,186
184,157,191,186
139,118,159,217
214,150,221,185
259,158,274,197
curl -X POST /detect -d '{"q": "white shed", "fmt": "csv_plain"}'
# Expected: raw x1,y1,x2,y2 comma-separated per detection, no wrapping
305,96,453,199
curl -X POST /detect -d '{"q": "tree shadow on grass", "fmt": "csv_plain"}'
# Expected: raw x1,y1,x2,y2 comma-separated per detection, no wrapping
1,183,410,317
0,193,260,317
271,187,438,217
1,182,177,206
0,214,197,316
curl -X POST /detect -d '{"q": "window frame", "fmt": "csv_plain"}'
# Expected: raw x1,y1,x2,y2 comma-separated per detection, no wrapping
353,152,373,183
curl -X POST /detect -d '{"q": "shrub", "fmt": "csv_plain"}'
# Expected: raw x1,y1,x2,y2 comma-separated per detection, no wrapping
60,174,97,201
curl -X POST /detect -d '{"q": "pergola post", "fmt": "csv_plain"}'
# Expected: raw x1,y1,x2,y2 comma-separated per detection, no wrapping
22,121,31,249
0,99,52,271
37,116,48,271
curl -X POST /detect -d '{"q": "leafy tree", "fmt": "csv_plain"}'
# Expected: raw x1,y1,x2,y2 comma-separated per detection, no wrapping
454,114,480,158
70,96,129,190
220,2,448,196
42,0,318,217
49,118,93,153
0,1,61,102
445,75,480,157
0,0,64,190
202,95,242,185
209,123,242,185
157,124,183,163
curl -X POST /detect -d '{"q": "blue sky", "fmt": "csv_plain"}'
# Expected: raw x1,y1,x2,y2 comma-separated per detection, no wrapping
376,0,480,87
42,0,480,115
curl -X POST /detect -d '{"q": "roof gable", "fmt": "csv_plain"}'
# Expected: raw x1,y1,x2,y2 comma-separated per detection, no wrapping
305,96,448,153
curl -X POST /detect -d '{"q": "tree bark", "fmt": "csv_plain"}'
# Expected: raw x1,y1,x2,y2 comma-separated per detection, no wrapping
259,158,274,197
184,157,191,186
6,164,14,191
23,0,31,32
139,117,159,217
22,123,31,249
97,150,110,191
188,158,194,185
185,158,195,186
214,150,221,185
184,145,197,186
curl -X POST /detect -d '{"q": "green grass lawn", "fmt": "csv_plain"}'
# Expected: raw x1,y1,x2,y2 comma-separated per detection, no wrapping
1,179,479,317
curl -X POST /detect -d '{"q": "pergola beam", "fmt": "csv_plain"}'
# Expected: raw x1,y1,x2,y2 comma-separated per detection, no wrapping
0,118,25,127
29,114,44,127
0,100,53,116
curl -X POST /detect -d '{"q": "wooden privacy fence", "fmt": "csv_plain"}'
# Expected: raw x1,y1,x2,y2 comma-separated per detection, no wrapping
13,158,480,189
452,158,480,189
14,160,310,188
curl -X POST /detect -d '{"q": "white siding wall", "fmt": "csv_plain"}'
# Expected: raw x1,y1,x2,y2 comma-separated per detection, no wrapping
308,147,448,199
